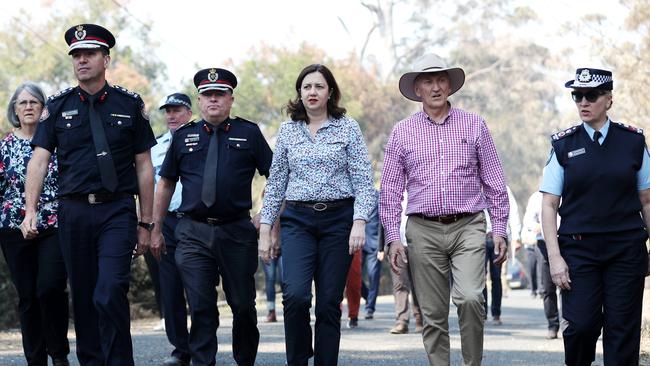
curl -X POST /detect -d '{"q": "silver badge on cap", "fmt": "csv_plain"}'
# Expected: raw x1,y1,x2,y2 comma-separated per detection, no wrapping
578,69,591,82
74,25,86,41
208,68,218,82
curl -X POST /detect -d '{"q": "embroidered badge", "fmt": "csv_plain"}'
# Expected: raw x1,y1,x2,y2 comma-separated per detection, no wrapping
578,69,591,82
39,107,50,122
74,25,86,41
567,148,586,158
208,68,218,82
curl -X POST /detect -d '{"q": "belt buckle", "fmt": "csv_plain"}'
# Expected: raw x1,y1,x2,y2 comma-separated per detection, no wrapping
88,194,100,205
313,202,327,212
206,217,220,225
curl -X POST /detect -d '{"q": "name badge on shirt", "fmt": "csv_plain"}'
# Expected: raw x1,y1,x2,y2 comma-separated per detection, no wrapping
567,148,586,158
228,137,247,142
110,113,131,119
185,136,200,143
61,109,78,119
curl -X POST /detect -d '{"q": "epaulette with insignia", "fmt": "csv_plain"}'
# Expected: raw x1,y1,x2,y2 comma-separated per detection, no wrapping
175,120,196,132
112,84,141,99
235,116,257,125
613,121,644,135
47,87,74,101
551,125,580,141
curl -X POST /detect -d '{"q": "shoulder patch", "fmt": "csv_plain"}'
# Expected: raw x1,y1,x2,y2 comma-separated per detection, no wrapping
551,125,580,141
613,121,644,135
47,87,74,101
234,116,257,125
111,84,141,99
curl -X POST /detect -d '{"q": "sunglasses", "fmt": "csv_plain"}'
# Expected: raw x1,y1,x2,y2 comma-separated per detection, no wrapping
571,90,605,103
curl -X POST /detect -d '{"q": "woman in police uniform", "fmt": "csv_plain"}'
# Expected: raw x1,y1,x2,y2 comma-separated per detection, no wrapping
258,64,375,366
540,68,650,366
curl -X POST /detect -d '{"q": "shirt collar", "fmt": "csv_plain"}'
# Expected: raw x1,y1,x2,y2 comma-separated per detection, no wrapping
421,102,453,125
582,118,610,141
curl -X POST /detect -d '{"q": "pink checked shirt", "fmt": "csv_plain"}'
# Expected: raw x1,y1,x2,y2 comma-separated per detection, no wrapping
379,107,509,244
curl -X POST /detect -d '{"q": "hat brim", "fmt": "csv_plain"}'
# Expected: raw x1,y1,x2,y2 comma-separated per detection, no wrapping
158,102,191,110
564,80,613,90
399,68,465,102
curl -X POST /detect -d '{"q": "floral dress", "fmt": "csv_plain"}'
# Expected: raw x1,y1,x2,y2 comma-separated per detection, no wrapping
0,132,58,230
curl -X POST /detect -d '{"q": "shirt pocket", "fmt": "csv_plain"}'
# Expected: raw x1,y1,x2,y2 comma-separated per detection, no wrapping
179,144,204,170
227,140,253,165
105,115,134,143
54,116,84,149
450,140,478,170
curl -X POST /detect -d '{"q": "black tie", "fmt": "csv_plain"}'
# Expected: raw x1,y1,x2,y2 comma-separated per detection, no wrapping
593,130,602,145
201,124,219,207
88,95,118,192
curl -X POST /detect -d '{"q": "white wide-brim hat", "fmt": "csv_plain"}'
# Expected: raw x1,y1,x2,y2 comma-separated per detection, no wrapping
398,54,465,102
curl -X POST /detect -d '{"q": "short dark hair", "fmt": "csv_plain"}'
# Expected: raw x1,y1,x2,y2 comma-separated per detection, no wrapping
285,64,346,123
6,82,46,128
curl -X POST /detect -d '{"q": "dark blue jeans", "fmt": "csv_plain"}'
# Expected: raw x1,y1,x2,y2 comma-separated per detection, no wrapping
362,244,380,313
280,202,353,366
263,256,283,311
482,237,502,318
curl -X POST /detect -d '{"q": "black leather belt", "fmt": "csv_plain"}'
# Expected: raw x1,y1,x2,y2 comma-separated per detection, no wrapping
62,192,133,204
184,213,248,226
286,198,354,212
411,212,476,225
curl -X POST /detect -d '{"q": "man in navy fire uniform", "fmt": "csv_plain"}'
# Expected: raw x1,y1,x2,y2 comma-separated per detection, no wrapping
150,67,273,366
22,24,156,366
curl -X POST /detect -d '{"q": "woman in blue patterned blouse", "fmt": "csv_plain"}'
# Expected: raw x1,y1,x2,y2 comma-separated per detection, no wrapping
258,64,376,366
1,82,70,366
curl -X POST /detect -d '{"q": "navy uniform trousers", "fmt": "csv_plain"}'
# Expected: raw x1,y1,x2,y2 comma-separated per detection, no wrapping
560,228,648,366
280,202,354,366
58,196,137,366
159,213,190,363
175,216,259,366
0,228,69,365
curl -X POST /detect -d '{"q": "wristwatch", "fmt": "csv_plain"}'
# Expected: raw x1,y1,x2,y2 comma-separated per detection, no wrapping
138,221,155,231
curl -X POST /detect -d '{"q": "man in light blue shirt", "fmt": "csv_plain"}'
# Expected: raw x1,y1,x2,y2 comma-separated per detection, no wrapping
149,93,193,366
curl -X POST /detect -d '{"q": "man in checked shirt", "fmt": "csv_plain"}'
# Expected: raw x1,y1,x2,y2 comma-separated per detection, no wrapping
379,54,509,366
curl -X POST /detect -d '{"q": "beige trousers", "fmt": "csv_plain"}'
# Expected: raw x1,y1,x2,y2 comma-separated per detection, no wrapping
405,212,486,366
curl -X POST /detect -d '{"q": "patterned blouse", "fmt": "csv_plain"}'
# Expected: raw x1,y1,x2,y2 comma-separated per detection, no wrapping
260,115,376,225
0,132,58,230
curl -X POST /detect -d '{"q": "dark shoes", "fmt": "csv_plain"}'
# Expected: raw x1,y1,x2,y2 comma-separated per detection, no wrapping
53,359,70,366
546,329,559,339
347,317,359,328
390,322,408,334
365,311,374,320
162,356,190,366
266,309,277,323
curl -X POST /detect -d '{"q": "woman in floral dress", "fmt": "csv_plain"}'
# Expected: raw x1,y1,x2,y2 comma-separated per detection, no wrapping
1,82,70,366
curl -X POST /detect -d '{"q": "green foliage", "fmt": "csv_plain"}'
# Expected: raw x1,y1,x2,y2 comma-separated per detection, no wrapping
0,0,168,135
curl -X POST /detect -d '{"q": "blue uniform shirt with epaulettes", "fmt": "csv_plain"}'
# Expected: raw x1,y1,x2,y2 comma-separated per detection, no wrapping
540,119,650,234
32,82,156,196
159,117,273,219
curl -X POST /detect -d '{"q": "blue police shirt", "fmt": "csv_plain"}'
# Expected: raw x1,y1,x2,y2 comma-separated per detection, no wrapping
541,119,650,195
32,83,156,196
159,117,273,219
152,130,182,211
